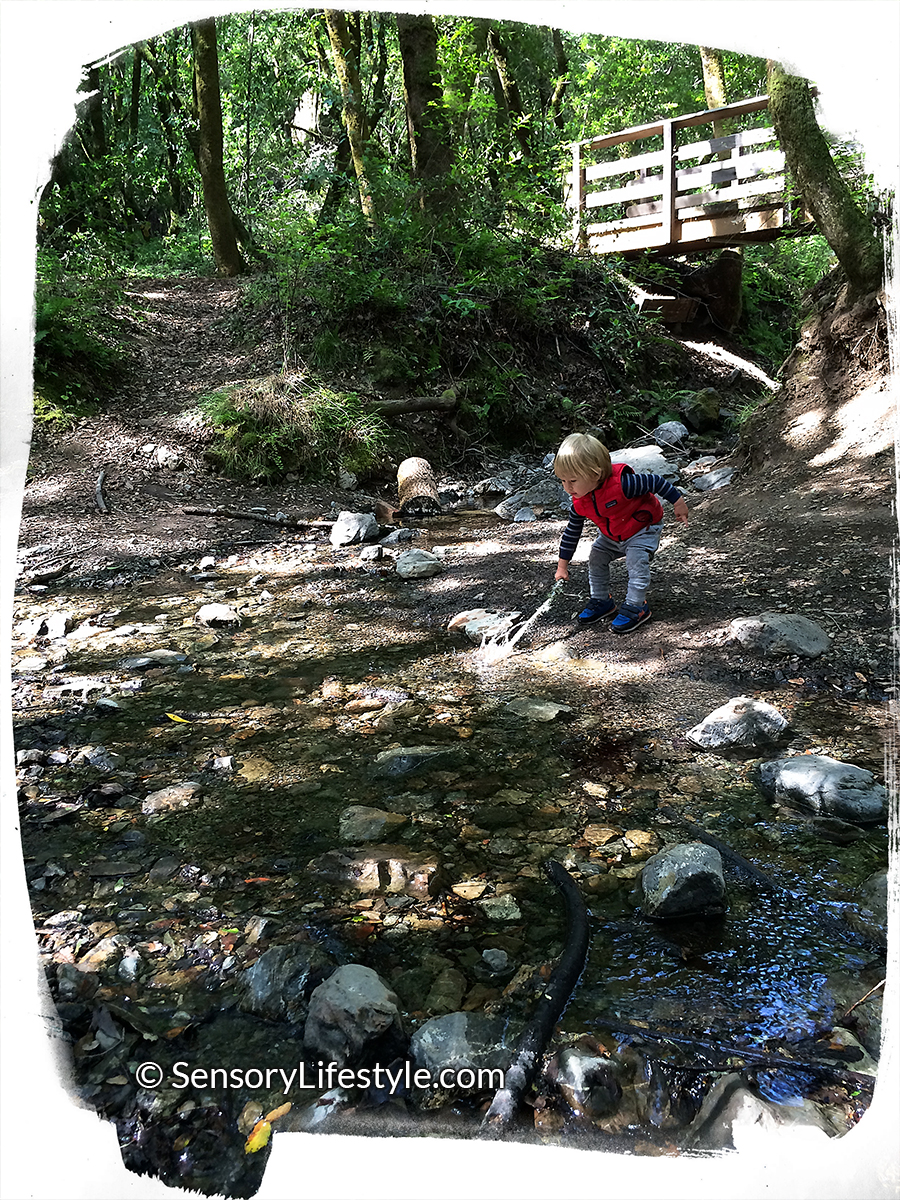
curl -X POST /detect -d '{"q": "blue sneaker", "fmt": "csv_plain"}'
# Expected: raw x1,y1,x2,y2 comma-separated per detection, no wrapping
611,601,651,634
577,596,618,624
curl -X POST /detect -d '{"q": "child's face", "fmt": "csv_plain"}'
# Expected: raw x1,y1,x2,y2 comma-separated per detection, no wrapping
556,467,600,499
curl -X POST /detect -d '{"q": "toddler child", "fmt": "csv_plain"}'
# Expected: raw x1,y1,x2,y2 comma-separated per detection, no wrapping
553,432,688,633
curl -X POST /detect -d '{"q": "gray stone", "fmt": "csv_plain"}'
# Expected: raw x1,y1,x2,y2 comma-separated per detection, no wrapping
641,843,727,918
237,943,333,1024
330,511,379,547
513,507,536,522
425,968,468,1014
358,544,383,560
306,844,439,896
757,755,887,823
371,744,463,777
338,468,358,490
304,965,402,1067
610,445,680,479
120,649,188,670
730,612,831,658
482,948,509,971
680,388,721,432
409,1011,509,1076
652,421,690,448
554,1047,622,1119
395,549,443,579
686,696,789,749
478,894,522,921
858,870,888,927
142,781,203,816
73,744,122,772
504,697,572,722
692,467,735,492
683,1073,837,1151
379,528,414,545
339,805,409,843
194,604,241,627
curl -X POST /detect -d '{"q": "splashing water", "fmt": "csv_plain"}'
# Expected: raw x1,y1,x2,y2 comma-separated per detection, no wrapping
476,580,565,665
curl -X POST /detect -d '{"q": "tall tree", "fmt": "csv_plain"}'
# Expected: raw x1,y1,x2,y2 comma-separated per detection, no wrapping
766,60,883,294
324,9,377,228
395,12,456,214
487,25,532,157
699,46,727,137
190,18,244,275
547,28,569,132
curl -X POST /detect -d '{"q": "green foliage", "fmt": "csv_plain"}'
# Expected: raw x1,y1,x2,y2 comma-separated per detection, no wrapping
199,374,391,482
741,237,835,369
32,270,133,417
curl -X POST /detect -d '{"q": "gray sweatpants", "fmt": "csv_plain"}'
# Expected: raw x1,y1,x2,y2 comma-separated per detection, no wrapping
588,522,662,608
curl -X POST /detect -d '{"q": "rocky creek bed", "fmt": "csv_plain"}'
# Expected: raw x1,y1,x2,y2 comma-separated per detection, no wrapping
12,455,892,1197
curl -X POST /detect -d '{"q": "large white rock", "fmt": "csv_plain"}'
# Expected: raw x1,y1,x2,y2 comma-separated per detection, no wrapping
330,511,379,547
304,964,402,1067
757,755,887,823
730,612,831,658
687,696,789,749
610,445,681,478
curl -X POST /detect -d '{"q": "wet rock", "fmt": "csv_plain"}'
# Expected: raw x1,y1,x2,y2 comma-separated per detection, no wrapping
56,962,100,1002
425,968,468,1014
450,880,487,900
120,649,188,670
683,1072,837,1151
148,855,180,882
86,861,143,878
478,894,522,921
504,697,572,722
379,527,414,546
142,781,203,816
306,844,439,896
494,479,564,520
729,612,831,658
395,549,443,579
462,611,520,641
409,1011,510,1077
72,744,122,772
857,870,888,927
692,467,735,492
371,745,463,777
237,943,334,1024
304,964,403,1067
551,1046,622,1119
686,696,790,749
533,640,578,662
583,824,621,846
652,421,689,448
757,755,887,823
641,843,727,918
329,511,379,547
339,805,409,843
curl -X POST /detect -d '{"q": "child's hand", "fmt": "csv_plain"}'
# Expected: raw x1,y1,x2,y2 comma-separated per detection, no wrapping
673,497,689,525
555,562,569,581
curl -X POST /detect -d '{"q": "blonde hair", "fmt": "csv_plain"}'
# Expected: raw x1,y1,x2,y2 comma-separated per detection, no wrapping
553,433,611,482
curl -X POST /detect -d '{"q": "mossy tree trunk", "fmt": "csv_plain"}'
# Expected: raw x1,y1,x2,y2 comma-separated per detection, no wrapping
487,25,532,158
190,19,244,276
395,12,456,216
767,60,883,294
324,9,377,229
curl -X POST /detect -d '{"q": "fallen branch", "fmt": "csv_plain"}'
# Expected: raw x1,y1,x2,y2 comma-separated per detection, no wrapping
95,471,109,513
588,1017,876,1093
841,979,886,1022
183,506,334,529
480,860,589,1134
370,388,457,418
26,560,73,584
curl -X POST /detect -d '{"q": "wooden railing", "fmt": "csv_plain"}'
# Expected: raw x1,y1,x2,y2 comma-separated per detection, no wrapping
567,95,809,256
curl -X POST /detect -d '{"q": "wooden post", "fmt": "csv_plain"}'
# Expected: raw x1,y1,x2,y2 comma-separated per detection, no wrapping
661,119,676,247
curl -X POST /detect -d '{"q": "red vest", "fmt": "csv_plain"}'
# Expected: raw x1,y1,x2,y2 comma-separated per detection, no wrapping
572,463,663,542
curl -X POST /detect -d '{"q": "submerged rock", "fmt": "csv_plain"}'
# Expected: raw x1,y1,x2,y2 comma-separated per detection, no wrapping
141,781,203,816
504,697,573,722
683,1072,840,1150
237,943,334,1024
304,964,403,1068
338,805,409,843
686,696,790,749
729,612,831,657
371,744,463,777
757,755,887,823
641,843,727,918
306,844,439,896
409,1010,509,1076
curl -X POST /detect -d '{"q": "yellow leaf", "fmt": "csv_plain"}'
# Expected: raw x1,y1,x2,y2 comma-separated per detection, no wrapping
265,1102,292,1123
244,1119,271,1154
166,713,191,723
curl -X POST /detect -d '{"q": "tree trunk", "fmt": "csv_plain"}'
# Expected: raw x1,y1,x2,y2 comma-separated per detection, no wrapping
766,60,883,294
472,19,508,130
548,28,569,132
317,132,352,227
142,41,185,225
190,19,244,276
699,46,728,139
395,12,456,215
487,26,532,157
324,9,377,228
129,46,142,143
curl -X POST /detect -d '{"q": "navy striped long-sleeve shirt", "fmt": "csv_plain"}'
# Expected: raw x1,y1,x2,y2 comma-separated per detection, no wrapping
558,471,682,560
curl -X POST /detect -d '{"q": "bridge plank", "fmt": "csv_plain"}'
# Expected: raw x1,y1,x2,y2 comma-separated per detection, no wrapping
584,148,666,183
676,126,777,160
626,174,785,217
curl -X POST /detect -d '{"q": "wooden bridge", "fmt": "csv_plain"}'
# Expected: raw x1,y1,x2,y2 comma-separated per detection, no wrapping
567,94,814,258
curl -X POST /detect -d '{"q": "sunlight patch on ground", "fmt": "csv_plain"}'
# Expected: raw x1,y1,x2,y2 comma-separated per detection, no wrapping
681,339,780,391
785,408,826,445
808,379,897,466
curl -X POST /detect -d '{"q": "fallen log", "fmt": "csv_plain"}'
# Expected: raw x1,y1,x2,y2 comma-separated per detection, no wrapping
370,387,457,419
183,506,334,529
95,470,109,513
480,860,589,1134
397,456,442,517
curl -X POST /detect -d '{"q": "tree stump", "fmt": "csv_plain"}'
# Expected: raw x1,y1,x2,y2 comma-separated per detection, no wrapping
396,457,442,518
